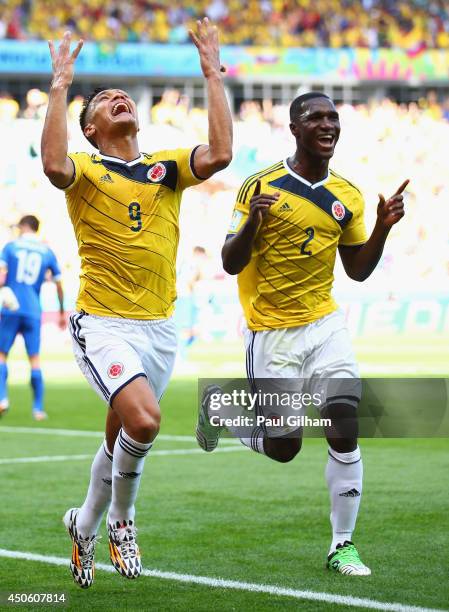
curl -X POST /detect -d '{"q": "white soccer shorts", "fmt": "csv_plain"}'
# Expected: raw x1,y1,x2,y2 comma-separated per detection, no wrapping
244,309,361,436
69,312,177,406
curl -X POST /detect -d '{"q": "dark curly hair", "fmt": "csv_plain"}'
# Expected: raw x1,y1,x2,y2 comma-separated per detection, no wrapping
79,87,109,149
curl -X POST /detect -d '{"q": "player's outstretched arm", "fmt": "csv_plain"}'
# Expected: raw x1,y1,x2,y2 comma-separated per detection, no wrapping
41,31,83,189
189,18,232,179
339,179,409,282
222,181,279,274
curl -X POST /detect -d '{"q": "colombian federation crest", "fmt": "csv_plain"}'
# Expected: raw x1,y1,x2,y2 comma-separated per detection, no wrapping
332,200,345,221
147,163,167,182
107,362,124,379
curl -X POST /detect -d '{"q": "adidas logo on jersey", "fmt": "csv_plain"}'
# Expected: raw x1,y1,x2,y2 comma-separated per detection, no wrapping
279,202,291,212
100,173,114,183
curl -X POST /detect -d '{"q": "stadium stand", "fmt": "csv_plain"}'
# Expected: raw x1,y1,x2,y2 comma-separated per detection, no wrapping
1,0,448,341
0,89,447,336
1,0,449,48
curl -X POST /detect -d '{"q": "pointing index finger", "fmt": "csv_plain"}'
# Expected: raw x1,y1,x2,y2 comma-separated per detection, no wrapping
254,180,261,196
394,179,410,196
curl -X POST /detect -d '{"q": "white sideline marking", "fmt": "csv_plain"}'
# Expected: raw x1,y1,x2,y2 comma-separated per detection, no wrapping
0,426,238,444
0,549,443,612
0,426,103,438
0,446,246,465
0,454,92,465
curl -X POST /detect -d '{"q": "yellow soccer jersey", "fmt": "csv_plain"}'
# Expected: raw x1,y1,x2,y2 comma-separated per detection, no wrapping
228,160,367,330
65,148,204,319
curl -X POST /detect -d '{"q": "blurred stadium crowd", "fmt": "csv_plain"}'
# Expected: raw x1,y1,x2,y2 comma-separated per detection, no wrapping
0,87,447,341
1,0,449,49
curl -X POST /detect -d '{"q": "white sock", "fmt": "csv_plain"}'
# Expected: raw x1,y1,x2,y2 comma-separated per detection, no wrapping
76,440,113,538
108,429,152,527
326,446,363,555
239,426,266,455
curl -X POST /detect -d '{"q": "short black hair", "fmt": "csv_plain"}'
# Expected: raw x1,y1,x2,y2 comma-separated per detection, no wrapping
18,215,39,233
79,87,109,149
290,92,331,121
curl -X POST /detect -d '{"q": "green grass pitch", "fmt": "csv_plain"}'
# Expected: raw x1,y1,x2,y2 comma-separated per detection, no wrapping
0,372,448,611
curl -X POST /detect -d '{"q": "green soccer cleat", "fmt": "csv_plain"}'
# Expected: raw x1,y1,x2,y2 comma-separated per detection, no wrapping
196,384,224,452
327,541,371,576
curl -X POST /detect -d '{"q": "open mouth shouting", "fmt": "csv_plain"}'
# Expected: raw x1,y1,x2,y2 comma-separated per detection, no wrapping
111,100,132,118
317,133,336,149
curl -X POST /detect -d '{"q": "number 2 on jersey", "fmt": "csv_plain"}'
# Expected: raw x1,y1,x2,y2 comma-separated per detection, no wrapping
128,202,142,232
300,227,314,256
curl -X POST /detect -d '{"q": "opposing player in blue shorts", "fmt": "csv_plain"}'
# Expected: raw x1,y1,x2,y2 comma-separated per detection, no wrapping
0,215,65,420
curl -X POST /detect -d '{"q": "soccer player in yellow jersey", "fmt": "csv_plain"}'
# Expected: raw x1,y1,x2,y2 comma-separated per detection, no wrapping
41,20,232,588
197,92,407,576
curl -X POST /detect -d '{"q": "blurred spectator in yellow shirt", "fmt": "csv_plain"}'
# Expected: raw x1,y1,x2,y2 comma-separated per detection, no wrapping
0,93,19,121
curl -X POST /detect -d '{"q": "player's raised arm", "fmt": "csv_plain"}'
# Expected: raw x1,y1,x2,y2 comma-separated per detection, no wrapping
339,179,409,282
222,180,279,275
188,18,232,179
41,31,83,189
